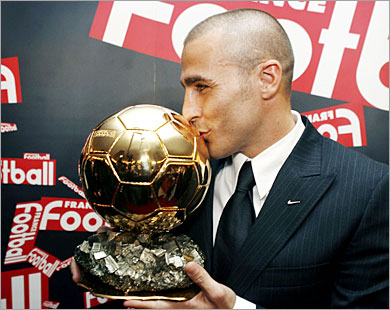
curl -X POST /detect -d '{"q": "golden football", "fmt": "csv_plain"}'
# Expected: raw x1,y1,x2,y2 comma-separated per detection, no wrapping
79,104,211,233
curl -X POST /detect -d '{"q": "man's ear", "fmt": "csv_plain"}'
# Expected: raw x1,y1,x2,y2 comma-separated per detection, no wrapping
256,60,282,100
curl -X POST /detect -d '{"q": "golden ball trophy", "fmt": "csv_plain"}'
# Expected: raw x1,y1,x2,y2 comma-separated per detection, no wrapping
74,104,211,301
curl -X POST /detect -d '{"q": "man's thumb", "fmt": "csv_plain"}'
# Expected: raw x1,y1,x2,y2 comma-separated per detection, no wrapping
185,262,236,308
185,262,216,294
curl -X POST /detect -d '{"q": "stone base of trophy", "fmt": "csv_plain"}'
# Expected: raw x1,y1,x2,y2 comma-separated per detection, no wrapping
74,230,204,301
76,265,201,301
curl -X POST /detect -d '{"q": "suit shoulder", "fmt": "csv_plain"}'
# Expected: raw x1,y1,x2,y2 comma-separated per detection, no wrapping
321,135,388,179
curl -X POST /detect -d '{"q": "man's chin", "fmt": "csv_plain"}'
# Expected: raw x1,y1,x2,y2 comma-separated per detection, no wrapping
208,148,230,160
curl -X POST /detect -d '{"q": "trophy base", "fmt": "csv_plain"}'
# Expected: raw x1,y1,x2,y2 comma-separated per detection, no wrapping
77,265,200,301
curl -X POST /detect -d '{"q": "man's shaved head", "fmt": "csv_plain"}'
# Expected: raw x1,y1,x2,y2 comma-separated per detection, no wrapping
184,8,294,93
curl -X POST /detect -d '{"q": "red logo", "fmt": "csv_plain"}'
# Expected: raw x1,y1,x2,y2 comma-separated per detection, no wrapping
55,256,74,272
84,292,110,308
42,300,60,309
302,102,367,147
23,153,51,160
1,57,22,104
1,157,56,185
26,247,62,278
1,268,49,309
90,1,389,111
58,176,86,199
4,201,43,265
39,197,108,232
1,122,18,133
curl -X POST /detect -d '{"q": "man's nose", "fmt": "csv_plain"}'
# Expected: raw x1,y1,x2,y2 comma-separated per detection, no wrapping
182,91,202,124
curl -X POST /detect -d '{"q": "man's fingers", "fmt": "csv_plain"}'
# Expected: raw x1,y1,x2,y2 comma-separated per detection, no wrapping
185,262,218,296
70,259,80,283
185,262,236,308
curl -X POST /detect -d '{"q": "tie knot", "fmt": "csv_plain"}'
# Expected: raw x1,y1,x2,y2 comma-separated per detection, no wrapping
236,161,255,191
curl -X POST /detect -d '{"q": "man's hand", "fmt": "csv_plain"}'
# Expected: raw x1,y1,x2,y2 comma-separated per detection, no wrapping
70,258,81,283
69,226,236,308
123,262,236,309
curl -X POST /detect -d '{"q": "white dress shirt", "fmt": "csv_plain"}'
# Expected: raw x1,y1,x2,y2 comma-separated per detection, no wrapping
212,111,305,308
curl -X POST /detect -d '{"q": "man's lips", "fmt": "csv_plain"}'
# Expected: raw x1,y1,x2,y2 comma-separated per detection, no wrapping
199,130,210,140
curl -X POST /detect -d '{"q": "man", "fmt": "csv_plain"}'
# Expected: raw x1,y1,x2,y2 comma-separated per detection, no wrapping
73,8,389,309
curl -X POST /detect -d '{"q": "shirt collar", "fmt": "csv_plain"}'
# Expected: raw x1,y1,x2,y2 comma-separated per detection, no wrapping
231,111,305,199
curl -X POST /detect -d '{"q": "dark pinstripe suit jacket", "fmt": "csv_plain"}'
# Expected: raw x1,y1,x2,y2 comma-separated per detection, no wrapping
177,116,389,308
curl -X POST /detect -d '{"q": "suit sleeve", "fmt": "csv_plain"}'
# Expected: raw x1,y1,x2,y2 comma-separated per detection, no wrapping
331,172,389,308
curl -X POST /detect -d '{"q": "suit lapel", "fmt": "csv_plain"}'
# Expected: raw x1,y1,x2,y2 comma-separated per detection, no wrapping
226,119,335,295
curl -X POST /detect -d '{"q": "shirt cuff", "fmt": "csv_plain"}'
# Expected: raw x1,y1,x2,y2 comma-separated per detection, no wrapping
233,295,256,309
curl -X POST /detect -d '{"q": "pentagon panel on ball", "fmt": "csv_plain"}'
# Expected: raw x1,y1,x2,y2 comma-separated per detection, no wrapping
117,104,171,131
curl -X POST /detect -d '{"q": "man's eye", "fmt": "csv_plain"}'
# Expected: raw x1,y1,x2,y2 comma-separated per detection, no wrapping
196,84,208,91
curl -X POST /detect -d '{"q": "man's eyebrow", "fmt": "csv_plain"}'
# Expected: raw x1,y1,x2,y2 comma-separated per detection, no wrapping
181,76,213,87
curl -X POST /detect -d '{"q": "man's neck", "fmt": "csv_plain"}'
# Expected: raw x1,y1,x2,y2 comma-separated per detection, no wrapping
241,110,296,158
